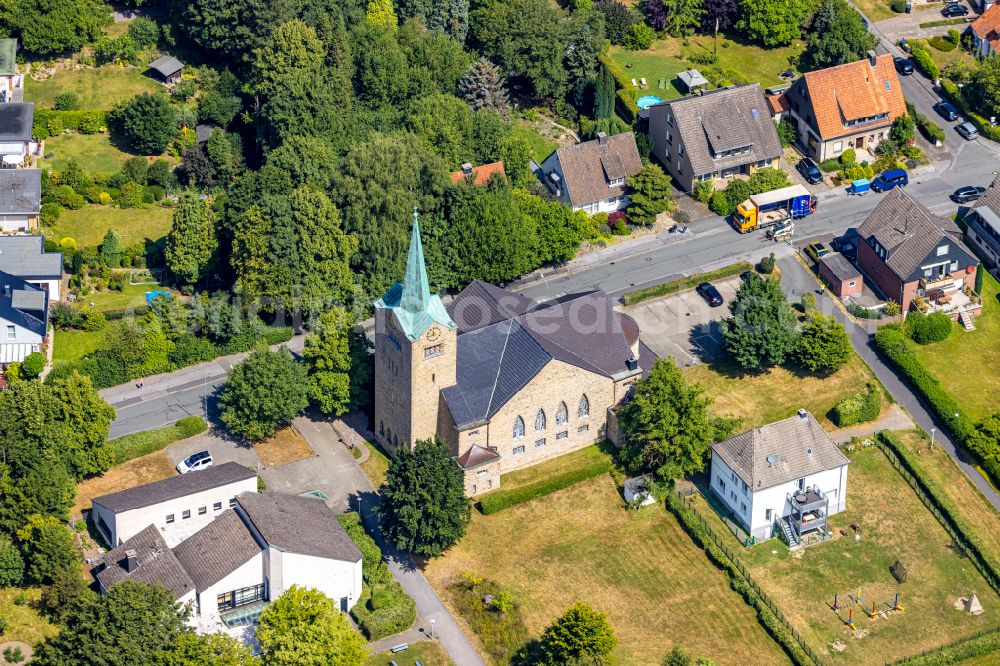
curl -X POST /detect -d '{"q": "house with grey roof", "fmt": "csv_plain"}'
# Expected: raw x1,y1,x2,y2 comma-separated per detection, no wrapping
857,188,979,322
0,102,33,167
540,132,641,214
965,175,1000,272
0,39,23,103
648,84,783,192
0,168,40,232
93,491,363,634
0,270,47,365
710,410,849,546
0,235,63,301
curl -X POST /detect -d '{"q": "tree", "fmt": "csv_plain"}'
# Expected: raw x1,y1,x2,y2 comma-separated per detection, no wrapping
107,93,178,154
347,327,374,412
100,228,123,267
738,0,807,47
303,309,353,415
12,0,112,55
379,437,471,557
219,348,310,442
777,118,798,147
965,56,1000,119
662,0,703,37
256,586,366,666
795,312,851,374
617,358,733,479
889,113,916,146
33,581,188,666
17,514,80,584
720,275,799,370
366,0,398,31
180,0,297,62
663,646,693,666
701,0,739,31
595,1,637,45
250,19,323,98
513,189,583,264
594,64,615,120
399,19,473,94
640,0,669,30
162,632,260,666
38,568,89,622
746,167,791,195
0,534,24,587
397,0,470,41
539,602,617,665
967,411,1000,463
804,0,877,70
458,58,510,116
266,136,338,189
406,93,475,167
627,162,674,225
165,194,217,285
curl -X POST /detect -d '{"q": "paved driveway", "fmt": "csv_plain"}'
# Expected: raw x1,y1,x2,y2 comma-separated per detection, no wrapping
875,4,974,44
166,431,260,470
621,275,742,365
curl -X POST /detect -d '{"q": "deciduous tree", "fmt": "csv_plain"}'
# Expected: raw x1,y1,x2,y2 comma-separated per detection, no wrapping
662,0,704,37
595,0,637,45
17,514,80,584
721,275,799,370
219,347,310,442
804,0,877,70
165,194,217,285
256,586,366,666
303,309,353,415
397,0,470,41
365,0,398,32
107,93,178,155
965,56,1000,119
0,534,24,587
161,632,260,666
540,602,617,665
12,0,112,55
738,0,807,47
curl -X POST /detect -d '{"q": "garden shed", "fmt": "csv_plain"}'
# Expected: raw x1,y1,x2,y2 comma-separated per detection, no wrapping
819,252,862,299
623,475,656,507
677,69,708,93
147,56,184,84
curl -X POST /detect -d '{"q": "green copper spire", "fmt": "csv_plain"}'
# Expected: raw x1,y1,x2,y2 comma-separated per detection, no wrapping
400,207,431,313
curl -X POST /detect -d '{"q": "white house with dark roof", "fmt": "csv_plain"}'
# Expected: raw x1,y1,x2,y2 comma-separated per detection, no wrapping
0,270,47,364
0,102,33,167
0,235,62,301
540,132,642,214
710,410,849,545
0,39,23,104
0,169,40,232
965,175,1000,271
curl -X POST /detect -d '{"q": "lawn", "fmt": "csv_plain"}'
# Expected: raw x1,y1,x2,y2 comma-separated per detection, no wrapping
38,132,135,175
364,640,453,666
0,588,58,646
610,33,804,101
739,447,1000,664
360,440,391,490
255,426,316,468
424,466,790,665
684,351,885,432
75,283,176,312
44,204,174,248
25,65,161,110
911,272,1000,421
52,328,104,364
513,123,558,162
486,442,610,495
853,0,896,22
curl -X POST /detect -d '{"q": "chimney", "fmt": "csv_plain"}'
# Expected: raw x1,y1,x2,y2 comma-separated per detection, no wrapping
597,131,608,147
867,50,877,68
798,408,808,419
626,357,638,371
124,549,139,573
461,162,473,176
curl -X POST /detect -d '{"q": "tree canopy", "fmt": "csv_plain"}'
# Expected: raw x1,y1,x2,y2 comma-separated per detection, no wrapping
795,311,851,374
165,194,217,285
256,586,366,666
539,602,617,665
738,0,807,47
720,275,799,370
804,0,877,70
219,347,311,441
108,93,178,155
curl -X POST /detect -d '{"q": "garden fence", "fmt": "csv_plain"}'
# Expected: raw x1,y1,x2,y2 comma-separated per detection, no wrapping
884,625,1000,665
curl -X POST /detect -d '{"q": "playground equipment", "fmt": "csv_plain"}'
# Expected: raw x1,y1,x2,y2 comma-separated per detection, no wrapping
831,587,863,611
864,593,904,618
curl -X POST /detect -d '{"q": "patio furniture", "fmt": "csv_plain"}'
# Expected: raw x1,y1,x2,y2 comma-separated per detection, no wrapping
658,78,665,89
640,77,648,87
631,78,638,87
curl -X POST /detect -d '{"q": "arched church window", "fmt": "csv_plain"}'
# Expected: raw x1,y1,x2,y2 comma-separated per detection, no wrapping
513,416,525,439
535,409,546,432
556,402,568,426
578,394,590,418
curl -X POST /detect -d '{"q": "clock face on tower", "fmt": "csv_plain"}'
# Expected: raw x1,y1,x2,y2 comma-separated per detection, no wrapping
427,326,441,342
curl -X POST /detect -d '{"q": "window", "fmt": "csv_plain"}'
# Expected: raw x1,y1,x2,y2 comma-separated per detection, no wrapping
677,160,682,174
198,506,207,516
730,491,737,502
937,244,949,256
217,584,266,611
535,438,546,448
719,479,726,491
665,130,673,144
885,80,891,91
229,498,237,508
678,143,685,157
950,260,959,272
578,394,589,417
797,478,805,491
608,177,625,187
556,431,568,440
833,140,843,153
423,344,443,359
731,471,737,483
513,445,525,455
766,508,772,521
556,402,568,426
578,425,589,433
5,325,13,340
751,108,759,120
166,513,175,524
848,280,856,287
213,502,222,511
182,510,191,519
742,481,749,494
513,416,525,439
535,409,546,432
741,501,747,513
666,112,673,126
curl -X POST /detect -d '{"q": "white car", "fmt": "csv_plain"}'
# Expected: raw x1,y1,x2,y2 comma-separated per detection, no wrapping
176,450,213,474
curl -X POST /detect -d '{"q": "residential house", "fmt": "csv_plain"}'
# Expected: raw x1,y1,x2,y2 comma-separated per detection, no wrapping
540,132,641,214
964,175,1000,270
784,52,906,161
766,91,790,123
148,56,185,84
818,252,862,299
95,492,363,633
0,169,40,232
0,270,47,365
0,235,63,301
450,161,506,186
91,462,259,547
647,84,783,193
857,188,979,319
0,39,23,103
710,410,850,545
971,4,1000,59
0,102,34,167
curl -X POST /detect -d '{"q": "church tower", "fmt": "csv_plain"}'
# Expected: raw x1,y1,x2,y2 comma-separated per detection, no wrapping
373,210,458,455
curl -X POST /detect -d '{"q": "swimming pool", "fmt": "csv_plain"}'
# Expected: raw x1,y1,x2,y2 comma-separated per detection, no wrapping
636,95,664,110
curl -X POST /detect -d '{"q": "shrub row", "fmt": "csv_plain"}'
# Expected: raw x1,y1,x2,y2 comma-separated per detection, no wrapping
891,625,1000,665
478,456,613,515
940,79,1000,142
833,383,882,427
877,431,1000,592
873,325,975,442
100,416,207,468
909,44,940,80
33,109,106,139
666,493,815,666
622,261,754,306
600,50,638,122
914,112,945,144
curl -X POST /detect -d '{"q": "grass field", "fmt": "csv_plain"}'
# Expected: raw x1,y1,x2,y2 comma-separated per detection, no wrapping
44,204,174,248
513,123,558,162
610,34,804,100
684,351,885,432
39,132,135,175
853,0,896,22
739,447,1000,664
74,283,175,312
72,449,175,520
364,640,453,666
26,65,161,110
487,443,610,496
52,328,104,364
255,426,315,468
0,588,58,646
424,460,790,665
911,273,1000,420
361,440,391,490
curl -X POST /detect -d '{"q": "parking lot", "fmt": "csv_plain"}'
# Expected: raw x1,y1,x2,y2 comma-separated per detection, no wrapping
621,276,742,365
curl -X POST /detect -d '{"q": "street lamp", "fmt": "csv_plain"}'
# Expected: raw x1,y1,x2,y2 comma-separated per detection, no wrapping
430,618,435,639
929,427,935,451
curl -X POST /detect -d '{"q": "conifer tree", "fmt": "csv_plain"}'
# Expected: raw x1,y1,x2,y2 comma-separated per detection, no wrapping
458,58,510,117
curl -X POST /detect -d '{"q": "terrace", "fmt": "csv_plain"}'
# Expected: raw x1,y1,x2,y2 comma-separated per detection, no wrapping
915,277,982,320
786,486,830,542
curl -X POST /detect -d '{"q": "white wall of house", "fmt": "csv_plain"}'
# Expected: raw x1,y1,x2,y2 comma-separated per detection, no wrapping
277,551,363,613
0,319,42,363
196,552,265,619
92,476,259,547
710,451,849,542
0,213,34,233
29,278,60,303
572,195,629,215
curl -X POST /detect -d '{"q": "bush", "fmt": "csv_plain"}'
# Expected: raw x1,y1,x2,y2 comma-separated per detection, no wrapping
890,0,905,12
818,158,840,173
693,180,714,204
833,384,882,427
883,300,902,317
53,92,80,111
776,119,797,148
625,22,656,50
621,262,754,305
50,303,84,330
176,415,208,438
40,202,62,224
906,311,953,344
915,113,946,144
33,109,108,135
127,17,159,47
168,334,218,367
20,351,46,377
910,45,940,79
839,148,856,165
757,252,775,275
78,112,104,134
356,582,417,640
82,310,106,332
479,456,612,514
929,35,957,52
709,190,733,216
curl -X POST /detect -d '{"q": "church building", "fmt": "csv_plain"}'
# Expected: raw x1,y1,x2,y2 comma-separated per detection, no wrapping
373,213,649,495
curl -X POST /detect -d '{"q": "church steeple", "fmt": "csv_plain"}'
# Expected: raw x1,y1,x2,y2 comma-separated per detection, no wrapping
400,208,431,313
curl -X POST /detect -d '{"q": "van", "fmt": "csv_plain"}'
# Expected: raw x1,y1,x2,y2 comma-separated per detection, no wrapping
871,168,908,193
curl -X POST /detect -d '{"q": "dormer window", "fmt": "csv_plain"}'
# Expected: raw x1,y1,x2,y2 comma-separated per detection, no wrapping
608,177,625,187
936,244,949,256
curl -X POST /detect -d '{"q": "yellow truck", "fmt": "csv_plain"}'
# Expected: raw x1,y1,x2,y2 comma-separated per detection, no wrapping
734,184,816,233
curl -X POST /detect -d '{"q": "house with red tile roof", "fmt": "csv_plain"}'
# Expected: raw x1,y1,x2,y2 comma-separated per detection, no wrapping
449,161,506,186
971,4,1000,58
784,52,906,161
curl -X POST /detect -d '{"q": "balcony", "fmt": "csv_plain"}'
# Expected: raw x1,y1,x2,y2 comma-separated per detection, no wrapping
787,487,829,540
915,284,982,319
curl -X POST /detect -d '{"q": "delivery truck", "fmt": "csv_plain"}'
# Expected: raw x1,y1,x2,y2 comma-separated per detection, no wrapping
734,184,815,233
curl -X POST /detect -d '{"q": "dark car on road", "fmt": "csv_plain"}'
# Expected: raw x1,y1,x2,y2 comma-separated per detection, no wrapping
941,4,969,16
893,57,914,75
696,282,724,307
934,101,959,121
831,237,857,261
952,186,986,203
796,157,823,184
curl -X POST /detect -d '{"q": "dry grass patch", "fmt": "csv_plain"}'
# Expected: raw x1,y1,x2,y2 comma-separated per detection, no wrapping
684,351,884,431
254,426,315,468
361,441,391,490
72,450,175,520
0,589,58,647
424,475,789,666
741,447,1000,664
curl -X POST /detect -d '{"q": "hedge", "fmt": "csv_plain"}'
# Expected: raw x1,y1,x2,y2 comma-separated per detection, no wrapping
350,582,417,640
891,626,1000,665
621,261,754,306
915,113,945,144
909,45,939,80
33,109,106,139
478,456,613,515
833,383,882,427
905,311,953,345
100,416,207,468
600,49,638,123
939,79,1000,142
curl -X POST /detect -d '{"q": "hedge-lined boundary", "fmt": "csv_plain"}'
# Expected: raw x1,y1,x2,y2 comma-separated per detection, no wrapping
33,109,107,139
622,261,754,306
889,625,1000,665
101,415,207,467
600,50,639,123
666,492,820,666
478,457,613,515
876,432,1000,593
940,79,1000,143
